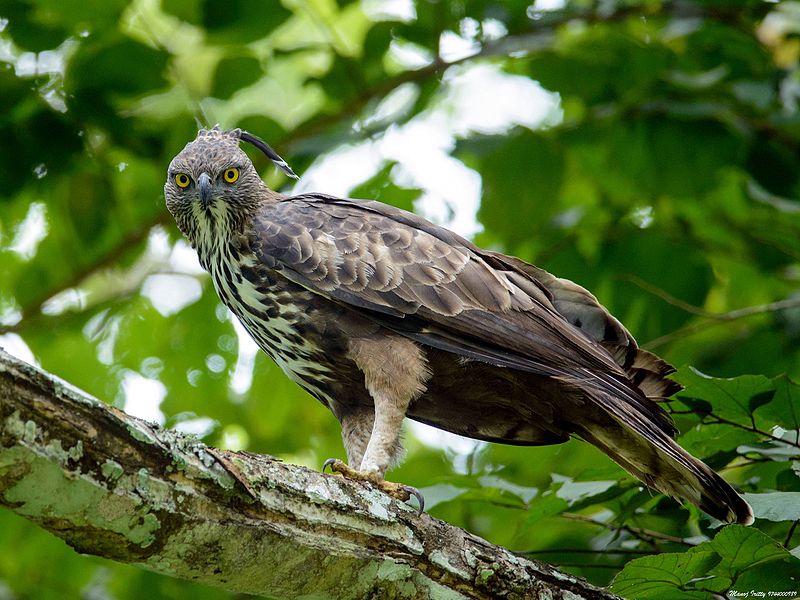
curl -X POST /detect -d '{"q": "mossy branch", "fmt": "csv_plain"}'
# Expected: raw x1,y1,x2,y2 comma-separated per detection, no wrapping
0,349,616,599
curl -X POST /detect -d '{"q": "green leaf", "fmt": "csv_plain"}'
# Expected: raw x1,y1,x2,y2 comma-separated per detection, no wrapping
478,132,565,246
756,376,800,432
478,475,538,504
611,551,722,599
417,484,469,511
701,525,796,581
418,476,536,511
211,55,263,99
68,36,169,95
162,0,201,23
673,368,775,425
524,494,568,526
678,424,759,459
741,492,800,522
613,527,800,599
200,0,292,43
350,162,422,213
553,475,617,505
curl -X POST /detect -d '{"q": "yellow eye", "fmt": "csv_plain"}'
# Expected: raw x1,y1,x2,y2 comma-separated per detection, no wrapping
175,173,191,188
223,168,239,183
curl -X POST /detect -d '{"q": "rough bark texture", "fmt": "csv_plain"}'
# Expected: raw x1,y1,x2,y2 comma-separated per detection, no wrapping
0,349,618,599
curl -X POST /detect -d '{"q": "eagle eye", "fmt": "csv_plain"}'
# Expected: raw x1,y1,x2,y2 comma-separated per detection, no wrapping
175,173,191,188
223,168,239,184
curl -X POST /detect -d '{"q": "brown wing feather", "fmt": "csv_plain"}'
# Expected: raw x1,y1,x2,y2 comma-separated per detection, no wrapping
480,253,683,401
307,195,681,401
252,193,677,436
255,195,600,366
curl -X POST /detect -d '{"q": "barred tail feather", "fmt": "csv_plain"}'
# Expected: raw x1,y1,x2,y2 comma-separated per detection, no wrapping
579,416,753,525
627,348,684,401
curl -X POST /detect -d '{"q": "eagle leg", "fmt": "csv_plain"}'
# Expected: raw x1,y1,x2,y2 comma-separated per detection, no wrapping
322,336,431,513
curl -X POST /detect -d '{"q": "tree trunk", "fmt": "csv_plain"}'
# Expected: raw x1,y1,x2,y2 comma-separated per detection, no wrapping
0,349,617,599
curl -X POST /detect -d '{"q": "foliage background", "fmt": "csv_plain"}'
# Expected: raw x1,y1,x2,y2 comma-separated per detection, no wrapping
1,0,800,598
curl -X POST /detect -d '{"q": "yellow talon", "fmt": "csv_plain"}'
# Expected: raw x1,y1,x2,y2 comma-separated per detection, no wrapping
322,458,424,514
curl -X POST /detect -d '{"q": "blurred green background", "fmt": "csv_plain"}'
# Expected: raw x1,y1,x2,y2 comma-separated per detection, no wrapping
1,0,800,598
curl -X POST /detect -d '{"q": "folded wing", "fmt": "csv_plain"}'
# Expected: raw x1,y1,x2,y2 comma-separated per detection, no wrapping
251,193,674,435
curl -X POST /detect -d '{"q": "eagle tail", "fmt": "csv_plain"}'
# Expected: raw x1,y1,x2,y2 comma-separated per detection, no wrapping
576,384,753,525
604,344,684,401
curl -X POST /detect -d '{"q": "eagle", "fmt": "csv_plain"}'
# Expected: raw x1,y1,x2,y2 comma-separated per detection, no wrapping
164,126,753,525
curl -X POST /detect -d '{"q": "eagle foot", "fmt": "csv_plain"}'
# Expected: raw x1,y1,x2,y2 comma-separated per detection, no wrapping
322,458,424,514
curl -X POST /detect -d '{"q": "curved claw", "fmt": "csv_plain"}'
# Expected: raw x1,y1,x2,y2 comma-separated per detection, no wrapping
401,485,425,515
320,458,425,515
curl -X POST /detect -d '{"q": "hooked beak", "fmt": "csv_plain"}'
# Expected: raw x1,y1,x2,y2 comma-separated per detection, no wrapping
198,172,212,209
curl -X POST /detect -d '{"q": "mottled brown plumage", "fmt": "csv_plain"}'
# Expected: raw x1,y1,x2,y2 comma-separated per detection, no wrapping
165,127,753,525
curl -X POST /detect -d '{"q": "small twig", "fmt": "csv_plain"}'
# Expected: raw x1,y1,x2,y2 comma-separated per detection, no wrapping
784,520,799,549
618,274,713,317
562,513,694,549
719,457,771,471
644,297,800,350
703,414,800,449
548,563,626,570
518,548,655,556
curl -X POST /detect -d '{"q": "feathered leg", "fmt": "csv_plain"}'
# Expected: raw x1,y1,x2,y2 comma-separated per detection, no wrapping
339,407,373,469
324,335,430,511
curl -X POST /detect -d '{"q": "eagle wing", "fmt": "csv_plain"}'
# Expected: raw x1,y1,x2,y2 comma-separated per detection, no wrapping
251,193,675,433
254,195,610,371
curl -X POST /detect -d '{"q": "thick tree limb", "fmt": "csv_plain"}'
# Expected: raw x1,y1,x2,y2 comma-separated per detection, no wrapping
0,349,616,599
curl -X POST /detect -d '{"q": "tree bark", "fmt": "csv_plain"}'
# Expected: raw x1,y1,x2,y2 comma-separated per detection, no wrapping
0,349,617,599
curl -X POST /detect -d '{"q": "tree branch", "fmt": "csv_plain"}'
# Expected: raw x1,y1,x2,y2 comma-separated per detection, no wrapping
0,349,616,600
643,297,800,350
278,0,773,156
277,3,670,152
0,210,171,336
561,513,695,551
